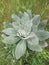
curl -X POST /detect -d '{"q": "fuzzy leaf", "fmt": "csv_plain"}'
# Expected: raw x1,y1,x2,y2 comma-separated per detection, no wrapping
3,22,13,28
21,12,29,21
39,41,48,47
32,15,40,26
21,19,32,34
36,30,49,41
12,14,20,22
28,44,42,52
1,34,7,38
2,36,20,44
2,28,17,36
27,32,39,45
12,21,21,31
32,25,37,32
18,11,23,18
38,20,48,30
26,10,32,18
14,40,26,59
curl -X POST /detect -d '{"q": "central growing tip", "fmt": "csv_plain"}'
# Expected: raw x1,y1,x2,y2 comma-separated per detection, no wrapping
18,29,28,38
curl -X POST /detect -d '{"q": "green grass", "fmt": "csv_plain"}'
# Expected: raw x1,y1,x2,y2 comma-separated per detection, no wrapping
0,0,49,65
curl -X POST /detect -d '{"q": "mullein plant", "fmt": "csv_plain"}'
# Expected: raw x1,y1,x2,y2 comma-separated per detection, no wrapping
2,10,49,60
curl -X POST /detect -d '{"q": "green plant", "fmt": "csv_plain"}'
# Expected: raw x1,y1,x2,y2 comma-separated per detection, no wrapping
2,10,49,60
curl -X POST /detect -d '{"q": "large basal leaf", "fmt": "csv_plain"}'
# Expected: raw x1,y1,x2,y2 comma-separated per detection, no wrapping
28,44,42,52
2,28,17,36
27,32,39,45
32,15,40,26
14,40,26,59
2,36,20,44
38,20,47,30
39,41,48,47
36,30,49,41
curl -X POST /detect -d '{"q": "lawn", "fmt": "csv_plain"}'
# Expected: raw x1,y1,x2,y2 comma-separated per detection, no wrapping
0,0,49,65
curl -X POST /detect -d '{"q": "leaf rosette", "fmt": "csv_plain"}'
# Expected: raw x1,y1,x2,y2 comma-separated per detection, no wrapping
2,10,49,59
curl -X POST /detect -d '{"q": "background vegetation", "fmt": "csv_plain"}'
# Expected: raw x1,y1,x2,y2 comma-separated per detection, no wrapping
0,0,49,65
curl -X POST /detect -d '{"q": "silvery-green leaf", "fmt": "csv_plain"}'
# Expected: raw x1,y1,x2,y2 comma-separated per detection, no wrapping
1,34,7,38
18,11,23,18
26,10,32,18
12,14,21,29
21,19,32,34
32,15,40,26
38,20,48,30
21,12,29,21
14,40,26,59
27,32,39,45
28,44,42,52
31,25,37,32
12,14,20,22
2,28,17,36
12,22,21,31
39,41,48,47
36,30,49,41
2,36,20,44
3,22,13,28
21,14,29,27
24,20,32,34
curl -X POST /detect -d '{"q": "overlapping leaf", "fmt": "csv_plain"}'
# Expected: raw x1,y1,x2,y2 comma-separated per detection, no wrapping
14,40,26,59
2,28,17,36
36,30,49,41
2,36,20,44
